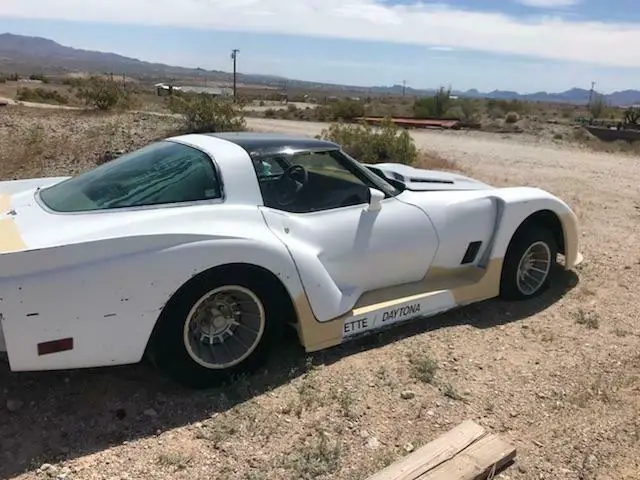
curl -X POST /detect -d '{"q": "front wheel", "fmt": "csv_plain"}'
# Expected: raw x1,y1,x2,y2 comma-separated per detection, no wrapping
499,225,558,301
148,270,284,389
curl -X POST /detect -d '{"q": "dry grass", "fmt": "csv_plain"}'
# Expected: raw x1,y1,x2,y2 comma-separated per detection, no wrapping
416,150,462,172
1,107,640,480
0,106,181,179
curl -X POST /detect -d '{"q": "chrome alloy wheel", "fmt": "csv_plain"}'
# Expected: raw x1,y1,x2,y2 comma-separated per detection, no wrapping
516,241,552,296
183,285,265,369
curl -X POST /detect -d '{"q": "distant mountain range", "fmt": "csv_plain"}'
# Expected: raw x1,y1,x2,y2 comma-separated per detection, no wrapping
1,32,639,106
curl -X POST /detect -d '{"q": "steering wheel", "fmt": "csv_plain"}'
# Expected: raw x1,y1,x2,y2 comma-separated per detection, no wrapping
275,164,309,206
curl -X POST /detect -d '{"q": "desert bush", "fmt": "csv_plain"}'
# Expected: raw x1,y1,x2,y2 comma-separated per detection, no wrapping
15,87,68,105
61,77,85,87
413,86,452,118
623,107,640,125
487,98,528,115
74,76,125,110
0,75,6,83
318,119,417,165
488,107,505,120
589,93,607,119
6,73,19,81
457,99,480,122
505,111,520,124
328,99,365,121
167,93,246,133
28,73,49,83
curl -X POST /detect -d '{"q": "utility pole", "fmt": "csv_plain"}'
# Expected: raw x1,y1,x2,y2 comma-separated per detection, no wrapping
588,81,596,108
231,49,240,103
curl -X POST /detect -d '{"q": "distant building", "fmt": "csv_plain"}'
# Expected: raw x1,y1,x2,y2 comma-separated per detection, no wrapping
155,83,232,97
179,86,233,96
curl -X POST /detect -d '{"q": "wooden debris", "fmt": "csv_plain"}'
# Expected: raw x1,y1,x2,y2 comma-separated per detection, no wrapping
366,420,516,480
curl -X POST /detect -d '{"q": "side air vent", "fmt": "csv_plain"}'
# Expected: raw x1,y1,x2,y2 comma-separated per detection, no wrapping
409,177,455,185
461,241,482,265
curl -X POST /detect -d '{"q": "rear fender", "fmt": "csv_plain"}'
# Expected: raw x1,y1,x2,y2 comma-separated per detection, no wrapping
0,236,307,371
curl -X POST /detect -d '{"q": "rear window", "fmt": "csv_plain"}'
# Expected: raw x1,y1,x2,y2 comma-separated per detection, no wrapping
39,141,222,212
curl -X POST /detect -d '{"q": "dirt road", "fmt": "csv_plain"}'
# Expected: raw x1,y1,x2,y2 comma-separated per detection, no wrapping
1,110,639,480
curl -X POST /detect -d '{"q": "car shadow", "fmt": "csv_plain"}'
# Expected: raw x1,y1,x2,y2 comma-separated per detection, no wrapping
0,267,578,478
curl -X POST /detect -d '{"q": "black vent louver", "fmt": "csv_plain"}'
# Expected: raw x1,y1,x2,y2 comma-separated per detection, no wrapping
461,241,482,265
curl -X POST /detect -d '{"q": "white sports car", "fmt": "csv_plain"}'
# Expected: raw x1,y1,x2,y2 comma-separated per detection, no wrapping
0,132,582,388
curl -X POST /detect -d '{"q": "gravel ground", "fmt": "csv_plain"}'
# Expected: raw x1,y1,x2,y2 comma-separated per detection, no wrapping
1,111,639,480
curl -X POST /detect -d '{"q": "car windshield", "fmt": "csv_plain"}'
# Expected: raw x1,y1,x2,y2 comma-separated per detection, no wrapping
38,141,222,213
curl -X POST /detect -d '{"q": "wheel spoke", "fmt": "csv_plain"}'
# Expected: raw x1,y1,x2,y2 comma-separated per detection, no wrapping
516,241,552,296
183,285,266,370
529,266,547,274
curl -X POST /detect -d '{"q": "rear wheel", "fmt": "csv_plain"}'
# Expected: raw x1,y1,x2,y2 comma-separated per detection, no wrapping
499,224,558,301
148,269,285,389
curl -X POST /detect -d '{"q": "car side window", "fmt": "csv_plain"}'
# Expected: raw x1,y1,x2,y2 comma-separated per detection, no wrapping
255,150,373,213
39,141,222,212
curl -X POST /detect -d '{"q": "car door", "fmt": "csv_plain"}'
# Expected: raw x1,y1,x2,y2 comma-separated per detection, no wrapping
256,149,439,322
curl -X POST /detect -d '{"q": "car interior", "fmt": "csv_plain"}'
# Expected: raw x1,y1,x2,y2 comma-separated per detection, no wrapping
252,152,373,213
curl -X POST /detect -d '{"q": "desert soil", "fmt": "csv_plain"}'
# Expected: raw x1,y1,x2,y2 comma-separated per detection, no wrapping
1,107,639,480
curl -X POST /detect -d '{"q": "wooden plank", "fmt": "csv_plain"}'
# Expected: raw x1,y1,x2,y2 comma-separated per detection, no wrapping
418,433,517,480
366,420,486,480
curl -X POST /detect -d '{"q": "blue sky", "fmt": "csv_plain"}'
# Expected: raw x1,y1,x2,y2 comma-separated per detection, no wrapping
1,0,639,93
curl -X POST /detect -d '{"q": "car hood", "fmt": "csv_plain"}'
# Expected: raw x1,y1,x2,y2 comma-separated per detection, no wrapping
365,163,493,191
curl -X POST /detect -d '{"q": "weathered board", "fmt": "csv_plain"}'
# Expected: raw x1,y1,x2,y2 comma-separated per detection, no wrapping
366,420,516,480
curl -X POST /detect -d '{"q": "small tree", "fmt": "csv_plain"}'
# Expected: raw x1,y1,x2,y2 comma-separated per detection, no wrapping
75,76,123,110
168,93,246,133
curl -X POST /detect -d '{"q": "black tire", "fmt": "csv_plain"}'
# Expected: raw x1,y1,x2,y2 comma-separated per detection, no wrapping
499,224,558,301
147,268,286,389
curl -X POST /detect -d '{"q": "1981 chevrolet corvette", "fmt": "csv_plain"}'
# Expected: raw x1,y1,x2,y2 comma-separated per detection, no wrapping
0,132,582,388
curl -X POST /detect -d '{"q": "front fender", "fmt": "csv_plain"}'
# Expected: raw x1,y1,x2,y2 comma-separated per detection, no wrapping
488,187,581,268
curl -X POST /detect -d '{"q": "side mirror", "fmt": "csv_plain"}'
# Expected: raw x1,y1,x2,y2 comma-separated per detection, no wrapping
367,188,385,212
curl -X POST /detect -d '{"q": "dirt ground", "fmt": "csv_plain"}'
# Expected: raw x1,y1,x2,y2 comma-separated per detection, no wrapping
1,108,639,480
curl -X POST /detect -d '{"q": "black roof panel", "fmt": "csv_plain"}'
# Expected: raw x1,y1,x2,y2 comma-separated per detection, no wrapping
204,132,340,157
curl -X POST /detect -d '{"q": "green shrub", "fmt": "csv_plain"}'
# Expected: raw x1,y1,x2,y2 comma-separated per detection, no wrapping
167,93,246,133
413,87,452,119
74,76,124,110
623,107,640,125
15,87,68,104
328,99,365,121
318,119,418,165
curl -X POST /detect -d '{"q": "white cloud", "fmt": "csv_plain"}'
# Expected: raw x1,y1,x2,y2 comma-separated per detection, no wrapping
514,0,581,7
1,0,639,68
